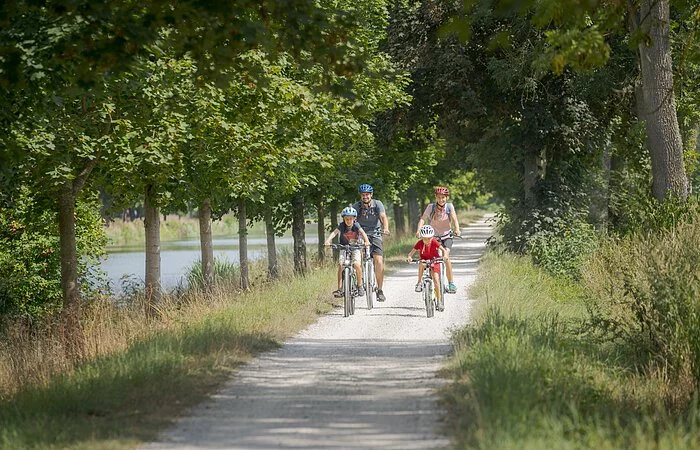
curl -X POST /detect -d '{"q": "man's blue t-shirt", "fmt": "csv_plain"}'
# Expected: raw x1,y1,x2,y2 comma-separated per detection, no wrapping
352,199,385,234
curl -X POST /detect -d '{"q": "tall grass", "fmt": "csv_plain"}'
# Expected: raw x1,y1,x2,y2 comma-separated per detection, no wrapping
0,255,336,449
583,216,700,405
442,252,700,449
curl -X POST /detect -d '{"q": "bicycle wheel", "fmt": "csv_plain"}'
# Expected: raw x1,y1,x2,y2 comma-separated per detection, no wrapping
343,267,352,317
437,263,446,312
423,279,434,318
350,271,357,315
365,259,375,310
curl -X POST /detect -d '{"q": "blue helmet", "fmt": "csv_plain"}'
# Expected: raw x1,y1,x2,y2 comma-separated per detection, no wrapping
341,206,357,217
358,184,374,193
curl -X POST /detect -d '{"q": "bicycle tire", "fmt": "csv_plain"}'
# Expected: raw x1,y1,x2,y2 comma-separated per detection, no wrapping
365,259,375,310
437,262,446,312
343,267,352,317
423,279,434,318
350,271,357,315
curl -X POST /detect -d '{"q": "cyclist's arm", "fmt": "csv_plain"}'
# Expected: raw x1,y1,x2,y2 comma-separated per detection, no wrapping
415,217,425,237
450,207,461,236
324,229,339,245
380,211,390,235
359,228,370,246
406,248,417,262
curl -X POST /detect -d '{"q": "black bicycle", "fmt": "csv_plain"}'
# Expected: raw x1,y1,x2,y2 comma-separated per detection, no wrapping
329,243,364,317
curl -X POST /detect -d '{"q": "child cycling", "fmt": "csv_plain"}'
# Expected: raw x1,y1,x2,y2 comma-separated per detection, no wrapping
323,206,370,298
415,186,461,293
406,225,446,300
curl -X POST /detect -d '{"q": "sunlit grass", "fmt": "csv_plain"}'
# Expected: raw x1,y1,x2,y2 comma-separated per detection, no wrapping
441,252,700,449
0,259,336,449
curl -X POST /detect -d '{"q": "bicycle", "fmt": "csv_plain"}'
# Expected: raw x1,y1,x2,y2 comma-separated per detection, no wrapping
363,229,389,305
329,243,364,317
362,246,375,310
410,257,444,317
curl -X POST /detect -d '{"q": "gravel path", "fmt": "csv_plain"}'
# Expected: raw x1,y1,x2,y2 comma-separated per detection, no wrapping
142,216,493,450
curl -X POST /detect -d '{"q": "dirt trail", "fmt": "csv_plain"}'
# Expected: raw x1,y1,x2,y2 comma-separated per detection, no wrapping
142,216,493,449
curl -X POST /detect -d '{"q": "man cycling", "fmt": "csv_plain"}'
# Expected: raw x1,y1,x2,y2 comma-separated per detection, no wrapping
415,186,461,294
353,184,390,302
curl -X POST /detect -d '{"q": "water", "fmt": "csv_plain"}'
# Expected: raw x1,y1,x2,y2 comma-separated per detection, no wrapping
101,232,321,293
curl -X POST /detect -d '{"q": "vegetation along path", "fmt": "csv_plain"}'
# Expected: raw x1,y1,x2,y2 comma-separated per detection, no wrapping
142,216,494,449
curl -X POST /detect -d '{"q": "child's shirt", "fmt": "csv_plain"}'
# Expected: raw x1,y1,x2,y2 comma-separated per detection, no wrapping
337,222,363,245
414,238,441,260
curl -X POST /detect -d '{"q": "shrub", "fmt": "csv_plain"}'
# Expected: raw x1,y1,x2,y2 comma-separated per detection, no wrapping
584,214,700,402
529,216,598,279
0,187,106,319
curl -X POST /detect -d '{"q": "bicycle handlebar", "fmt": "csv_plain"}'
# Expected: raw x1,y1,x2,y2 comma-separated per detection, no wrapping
327,243,366,250
408,257,445,264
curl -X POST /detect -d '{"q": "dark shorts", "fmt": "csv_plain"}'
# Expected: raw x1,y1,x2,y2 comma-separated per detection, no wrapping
367,234,384,257
436,236,453,249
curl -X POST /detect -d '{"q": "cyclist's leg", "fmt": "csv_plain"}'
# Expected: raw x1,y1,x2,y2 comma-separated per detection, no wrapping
352,252,363,288
370,235,384,287
431,265,441,298
370,235,387,301
441,237,454,280
416,263,424,291
333,263,343,297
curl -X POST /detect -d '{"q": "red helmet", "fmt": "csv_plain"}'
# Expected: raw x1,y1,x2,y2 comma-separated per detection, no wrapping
434,186,449,195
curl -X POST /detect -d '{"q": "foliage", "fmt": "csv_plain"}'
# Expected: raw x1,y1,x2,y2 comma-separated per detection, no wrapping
528,215,598,279
0,187,106,318
583,207,700,396
494,182,599,278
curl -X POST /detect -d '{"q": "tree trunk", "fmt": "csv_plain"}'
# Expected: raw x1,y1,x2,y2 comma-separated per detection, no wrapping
407,188,420,233
589,146,611,230
316,199,325,264
329,201,339,263
144,184,161,316
58,183,84,361
199,198,214,293
393,202,406,236
238,198,250,290
638,0,688,201
264,206,279,279
291,194,307,276
523,148,538,200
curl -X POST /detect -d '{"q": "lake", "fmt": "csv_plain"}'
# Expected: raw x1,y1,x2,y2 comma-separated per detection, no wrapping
101,229,321,293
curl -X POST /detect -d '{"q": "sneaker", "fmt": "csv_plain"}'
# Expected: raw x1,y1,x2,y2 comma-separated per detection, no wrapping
415,283,422,292
332,289,343,298
448,282,457,294
377,289,386,302
357,285,365,297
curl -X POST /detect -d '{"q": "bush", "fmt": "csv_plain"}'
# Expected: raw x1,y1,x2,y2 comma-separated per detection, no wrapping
0,187,106,319
529,216,598,279
583,214,700,402
496,203,599,280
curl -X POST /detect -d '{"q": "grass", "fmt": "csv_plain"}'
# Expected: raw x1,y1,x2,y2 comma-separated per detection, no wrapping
0,259,337,449
441,251,700,449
